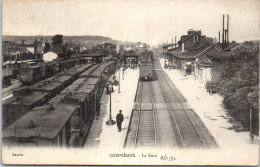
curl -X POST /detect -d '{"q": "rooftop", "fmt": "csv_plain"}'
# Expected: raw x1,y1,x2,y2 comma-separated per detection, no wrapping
81,52,106,57
91,61,114,77
3,103,79,140
79,64,101,78
30,81,63,92
3,92,49,106
207,44,251,60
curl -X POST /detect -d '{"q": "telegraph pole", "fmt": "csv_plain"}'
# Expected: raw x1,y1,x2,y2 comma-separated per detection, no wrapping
118,67,120,93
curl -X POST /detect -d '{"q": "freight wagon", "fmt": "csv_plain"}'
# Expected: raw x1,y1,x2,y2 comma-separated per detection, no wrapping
18,58,86,85
3,61,117,147
2,63,93,128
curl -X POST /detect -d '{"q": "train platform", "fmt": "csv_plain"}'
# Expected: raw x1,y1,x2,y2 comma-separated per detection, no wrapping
84,67,139,149
159,59,258,150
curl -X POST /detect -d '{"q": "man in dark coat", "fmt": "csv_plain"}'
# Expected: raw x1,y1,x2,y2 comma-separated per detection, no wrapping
116,110,124,132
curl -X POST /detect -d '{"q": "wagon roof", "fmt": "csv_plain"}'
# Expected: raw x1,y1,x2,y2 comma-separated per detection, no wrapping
75,63,92,71
91,61,114,76
48,94,66,104
63,64,92,76
2,103,79,140
86,77,100,85
2,97,17,105
19,65,42,69
71,78,87,85
79,64,101,77
78,84,95,94
65,92,89,102
64,70,80,76
30,81,63,91
81,52,106,57
53,75,73,83
5,92,49,106
61,84,79,94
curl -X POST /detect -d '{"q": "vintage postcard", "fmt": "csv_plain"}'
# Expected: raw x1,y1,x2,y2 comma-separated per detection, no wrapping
2,0,259,165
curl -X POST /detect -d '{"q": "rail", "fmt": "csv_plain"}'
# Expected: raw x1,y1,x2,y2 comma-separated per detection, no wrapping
158,70,208,149
158,72,185,148
134,81,157,148
134,81,143,148
151,84,158,147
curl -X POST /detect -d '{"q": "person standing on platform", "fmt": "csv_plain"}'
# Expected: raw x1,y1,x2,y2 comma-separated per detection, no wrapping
116,110,124,132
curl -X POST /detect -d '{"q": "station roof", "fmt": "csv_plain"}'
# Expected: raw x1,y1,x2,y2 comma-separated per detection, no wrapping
207,44,250,61
168,43,221,59
2,103,79,140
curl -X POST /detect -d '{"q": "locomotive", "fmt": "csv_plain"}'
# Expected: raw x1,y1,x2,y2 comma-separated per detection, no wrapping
139,51,154,81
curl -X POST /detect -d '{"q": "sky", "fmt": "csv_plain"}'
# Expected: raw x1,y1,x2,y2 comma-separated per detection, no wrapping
3,0,259,46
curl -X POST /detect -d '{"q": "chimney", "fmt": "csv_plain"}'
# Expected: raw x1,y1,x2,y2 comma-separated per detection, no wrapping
227,14,229,44
175,36,177,48
182,43,185,52
172,38,173,49
222,14,225,44
34,39,38,59
218,31,220,43
224,29,227,44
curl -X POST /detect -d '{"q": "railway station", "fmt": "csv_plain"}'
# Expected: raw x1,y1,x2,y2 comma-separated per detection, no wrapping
2,0,260,166
2,45,258,151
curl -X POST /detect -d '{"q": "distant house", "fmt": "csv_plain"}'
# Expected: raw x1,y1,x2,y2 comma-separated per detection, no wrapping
51,44,70,59
44,41,51,53
166,29,215,75
95,43,116,55
167,43,213,69
2,41,36,61
178,29,212,52
207,44,250,82
118,45,125,55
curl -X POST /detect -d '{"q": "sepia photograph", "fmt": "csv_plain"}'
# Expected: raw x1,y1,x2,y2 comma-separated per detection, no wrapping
1,0,259,165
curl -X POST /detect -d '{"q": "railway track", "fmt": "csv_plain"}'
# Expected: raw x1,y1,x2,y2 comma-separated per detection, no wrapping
157,70,209,149
125,58,217,149
134,81,157,148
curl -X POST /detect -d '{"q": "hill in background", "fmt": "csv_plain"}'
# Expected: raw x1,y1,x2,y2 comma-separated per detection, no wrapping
3,35,118,49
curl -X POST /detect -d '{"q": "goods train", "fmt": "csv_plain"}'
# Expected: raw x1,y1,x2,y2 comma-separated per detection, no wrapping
2,59,43,87
139,51,154,80
3,61,117,148
17,56,88,85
